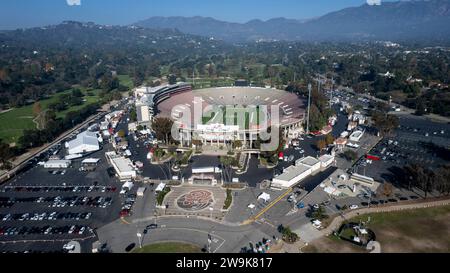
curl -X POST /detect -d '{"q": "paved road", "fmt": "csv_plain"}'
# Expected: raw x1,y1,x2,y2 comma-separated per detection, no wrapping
97,216,272,253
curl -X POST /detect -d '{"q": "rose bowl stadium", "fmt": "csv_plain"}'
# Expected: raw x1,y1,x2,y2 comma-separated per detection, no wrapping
135,83,306,148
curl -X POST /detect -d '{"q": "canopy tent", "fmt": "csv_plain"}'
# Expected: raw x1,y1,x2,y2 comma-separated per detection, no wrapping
155,182,166,192
258,192,271,202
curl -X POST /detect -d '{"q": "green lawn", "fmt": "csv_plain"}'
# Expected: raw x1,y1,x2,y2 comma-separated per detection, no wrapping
132,242,202,253
0,88,102,144
117,74,134,89
305,205,450,253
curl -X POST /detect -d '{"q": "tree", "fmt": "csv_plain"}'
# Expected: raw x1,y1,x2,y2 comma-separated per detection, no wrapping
403,164,434,198
152,117,174,144
316,139,327,151
372,112,399,136
192,139,203,151
343,150,358,162
168,74,177,85
232,140,243,150
71,88,83,98
220,156,235,183
129,107,137,122
279,225,299,244
377,182,394,197
117,129,126,138
435,165,450,195
324,134,335,146
0,139,14,170
311,205,328,220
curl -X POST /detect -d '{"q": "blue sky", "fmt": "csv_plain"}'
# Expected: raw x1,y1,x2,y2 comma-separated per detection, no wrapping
0,0,381,30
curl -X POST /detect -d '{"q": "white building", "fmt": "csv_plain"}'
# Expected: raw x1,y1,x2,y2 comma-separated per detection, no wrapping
349,130,364,142
319,154,335,168
136,104,151,125
137,187,146,197
67,131,100,155
272,164,312,189
296,156,321,173
105,151,136,181
44,160,71,169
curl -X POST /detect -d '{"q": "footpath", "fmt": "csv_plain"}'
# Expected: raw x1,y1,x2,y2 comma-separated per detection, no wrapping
321,197,450,236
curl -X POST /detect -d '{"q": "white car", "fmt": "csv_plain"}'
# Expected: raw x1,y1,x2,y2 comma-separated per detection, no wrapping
78,227,86,235
350,205,359,210
63,244,75,251
68,225,76,234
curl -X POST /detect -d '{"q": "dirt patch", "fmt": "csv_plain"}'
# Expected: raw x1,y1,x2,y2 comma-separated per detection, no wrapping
303,236,366,253
306,205,450,253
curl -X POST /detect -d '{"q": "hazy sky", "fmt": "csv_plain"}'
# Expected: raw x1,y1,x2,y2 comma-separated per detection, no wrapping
0,0,385,30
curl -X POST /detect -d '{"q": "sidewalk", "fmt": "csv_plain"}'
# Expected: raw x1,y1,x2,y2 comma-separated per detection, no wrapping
321,197,450,236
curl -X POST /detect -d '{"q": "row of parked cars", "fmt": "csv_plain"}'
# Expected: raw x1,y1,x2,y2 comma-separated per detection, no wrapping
119,193,136,217
49,196,113,208
0,195,112,208
1,185,117,193
1,212,92,222
0,225,92,237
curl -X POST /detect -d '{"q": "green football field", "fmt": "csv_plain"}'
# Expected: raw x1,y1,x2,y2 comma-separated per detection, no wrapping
202,105,267,130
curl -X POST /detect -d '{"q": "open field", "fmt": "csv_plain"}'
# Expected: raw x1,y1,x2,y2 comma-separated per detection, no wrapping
131,242,202,253
0,88,101,144
117,74,134,89
304,205,450,253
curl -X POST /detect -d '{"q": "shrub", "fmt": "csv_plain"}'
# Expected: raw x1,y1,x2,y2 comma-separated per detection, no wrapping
223,189,233,210
156,187,171,206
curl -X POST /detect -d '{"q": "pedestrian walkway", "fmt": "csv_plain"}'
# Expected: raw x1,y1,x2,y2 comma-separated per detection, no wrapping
321,198,450,236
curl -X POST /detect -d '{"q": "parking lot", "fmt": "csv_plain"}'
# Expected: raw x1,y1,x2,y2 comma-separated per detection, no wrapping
0,145,131,253
354,132,449,184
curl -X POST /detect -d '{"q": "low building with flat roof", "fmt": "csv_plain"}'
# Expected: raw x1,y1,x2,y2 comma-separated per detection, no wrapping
105,152,136,181
319,154,335,168
272,164,312,189
296,156,321,172
44,160,71,169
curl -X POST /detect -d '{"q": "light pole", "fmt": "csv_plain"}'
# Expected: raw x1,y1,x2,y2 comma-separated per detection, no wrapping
209,206,213,219
137,232,143,249
306,83,312,135
207,233,212,253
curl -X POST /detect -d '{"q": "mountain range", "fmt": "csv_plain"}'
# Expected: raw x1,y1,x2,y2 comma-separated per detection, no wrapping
135,0,450,43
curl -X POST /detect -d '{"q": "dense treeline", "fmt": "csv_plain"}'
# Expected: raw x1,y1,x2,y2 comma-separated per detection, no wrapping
1,21,450,168
1,23,449,113
18,103,100,149
0,21,228,108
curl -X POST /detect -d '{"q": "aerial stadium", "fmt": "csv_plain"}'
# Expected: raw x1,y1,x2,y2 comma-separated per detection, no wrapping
135,83,306,149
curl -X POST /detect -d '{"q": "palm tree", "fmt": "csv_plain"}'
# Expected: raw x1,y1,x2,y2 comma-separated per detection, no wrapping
220,156,234,183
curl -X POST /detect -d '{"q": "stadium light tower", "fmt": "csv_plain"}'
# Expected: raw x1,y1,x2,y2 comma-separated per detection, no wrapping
330,77,334,107
306,83,312,134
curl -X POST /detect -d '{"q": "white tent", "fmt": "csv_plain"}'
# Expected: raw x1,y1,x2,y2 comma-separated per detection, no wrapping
258,192,271,202
67,131,100,155
81,158,100,165
122,181,134,190
155,182,166,192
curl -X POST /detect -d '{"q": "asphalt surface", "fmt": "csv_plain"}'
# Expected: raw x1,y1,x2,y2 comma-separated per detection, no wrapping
97,217,272,253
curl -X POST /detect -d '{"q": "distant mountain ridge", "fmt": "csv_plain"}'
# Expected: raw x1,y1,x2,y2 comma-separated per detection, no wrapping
135,0,450,42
